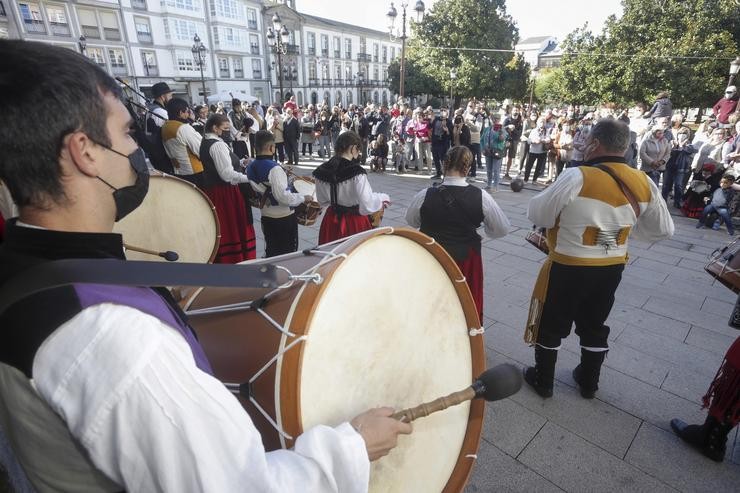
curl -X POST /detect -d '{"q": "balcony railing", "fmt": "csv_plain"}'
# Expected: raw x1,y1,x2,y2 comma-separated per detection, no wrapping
321,78,332,86
143,65,159,76
131,0,147,9
24,19,46,34
307,46,315,55
252,71,262,79
285,44,299,55
81,25,100,39
104,28,121,41
49,22,70,37
220,69,230,78
111,65,127,75
247,20,257,30
308,78,319,86
345,52,352,60
333,78,345,86
250,44,259,55
234,69,243,78
357,53,372,63
137,32,152,44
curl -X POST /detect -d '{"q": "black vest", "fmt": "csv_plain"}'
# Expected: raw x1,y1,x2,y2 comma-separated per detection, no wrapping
199,138,241,189
419,185,484,261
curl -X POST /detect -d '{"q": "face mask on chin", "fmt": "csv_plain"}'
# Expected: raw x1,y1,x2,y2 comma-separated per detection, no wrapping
96,146,150,221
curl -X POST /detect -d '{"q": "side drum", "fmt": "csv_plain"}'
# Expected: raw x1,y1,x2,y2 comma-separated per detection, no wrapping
705,238,740,293
183,228,485,492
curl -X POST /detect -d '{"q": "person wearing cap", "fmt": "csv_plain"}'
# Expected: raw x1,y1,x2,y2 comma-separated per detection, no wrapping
713,86,739,125
144,82,175,174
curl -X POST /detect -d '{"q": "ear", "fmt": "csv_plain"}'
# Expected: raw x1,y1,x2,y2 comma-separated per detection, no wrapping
64,132,101,178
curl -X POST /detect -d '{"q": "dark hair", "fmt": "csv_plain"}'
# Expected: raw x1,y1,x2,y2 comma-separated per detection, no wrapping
166,98,190,120
590,119,630,154
0,40,121,208
255,130,275,152
376,133,387,145
722,174,736,182
205,114,229,134
232,98,241,106
334,131,362,155
443,146,473,174
209,104,218,113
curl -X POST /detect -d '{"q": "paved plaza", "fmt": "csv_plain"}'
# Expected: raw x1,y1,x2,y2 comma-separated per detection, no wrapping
258,156,740,493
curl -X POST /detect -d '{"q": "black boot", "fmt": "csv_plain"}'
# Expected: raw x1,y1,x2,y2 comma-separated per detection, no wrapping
523,346,558,398
671,415,733,462
573,349,606,399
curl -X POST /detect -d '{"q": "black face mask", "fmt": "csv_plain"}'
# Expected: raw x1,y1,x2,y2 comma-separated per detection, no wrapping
96,146,150,221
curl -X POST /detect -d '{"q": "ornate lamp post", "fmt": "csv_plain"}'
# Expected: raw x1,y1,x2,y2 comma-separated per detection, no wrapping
78,34,87,55
356,70,365,105
387,1,425,103
267,13,291,105
729,56,740,86
191,34,208,103
449,68,457,107
528,68,539,109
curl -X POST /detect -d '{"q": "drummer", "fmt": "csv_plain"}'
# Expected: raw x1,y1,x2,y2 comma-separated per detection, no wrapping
405,146,511,322
0,40,411,492
246,130,313,257
313,131,390,243
198,113,257,263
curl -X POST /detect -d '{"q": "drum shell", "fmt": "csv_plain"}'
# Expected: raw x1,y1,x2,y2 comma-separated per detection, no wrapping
705,238,740,293
184,228,485,492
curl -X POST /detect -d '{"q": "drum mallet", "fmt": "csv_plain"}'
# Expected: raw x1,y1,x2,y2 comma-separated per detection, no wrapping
392,364,522,422
124,243,180,262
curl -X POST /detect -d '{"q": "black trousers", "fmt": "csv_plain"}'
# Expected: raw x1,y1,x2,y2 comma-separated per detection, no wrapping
432,142,448,175
537,262,624,349
274,143,285,163
302,142,313,155
285,142,299,166
524,152,546,182
261,214,298,258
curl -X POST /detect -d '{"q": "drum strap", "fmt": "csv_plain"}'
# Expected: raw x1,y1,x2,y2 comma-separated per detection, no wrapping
593,164,641,218
0,259,280,317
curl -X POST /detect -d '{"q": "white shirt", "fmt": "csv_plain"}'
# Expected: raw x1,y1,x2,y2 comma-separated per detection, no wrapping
162,122,203,176
315,175,389,215
32,303,369,492
404,176,511,239
204,133,249,185
248,163,304,219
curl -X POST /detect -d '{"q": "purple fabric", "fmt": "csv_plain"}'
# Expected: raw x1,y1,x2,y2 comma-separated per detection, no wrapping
73,284,213,375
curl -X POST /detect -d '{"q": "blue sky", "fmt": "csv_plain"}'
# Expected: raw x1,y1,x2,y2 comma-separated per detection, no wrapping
296,0,624,42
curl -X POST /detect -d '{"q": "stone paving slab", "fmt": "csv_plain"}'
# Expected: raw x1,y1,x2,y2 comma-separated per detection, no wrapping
517,422,677,493
685,325,739,357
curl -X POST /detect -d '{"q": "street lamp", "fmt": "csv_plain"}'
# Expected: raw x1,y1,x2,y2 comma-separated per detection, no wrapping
267,13,291,105
283,64,297,93
387,1,425,103
356,70,365,105
528,68,539,110
191,34,208,103
78,34,87,55
449,68,457,107
729,56,740,86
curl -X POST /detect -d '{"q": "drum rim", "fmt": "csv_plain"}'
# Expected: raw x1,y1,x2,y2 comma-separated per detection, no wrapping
278,227,485,492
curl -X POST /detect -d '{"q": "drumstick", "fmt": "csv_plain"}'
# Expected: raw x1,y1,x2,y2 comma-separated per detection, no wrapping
124,243,180,262
392,364,522,422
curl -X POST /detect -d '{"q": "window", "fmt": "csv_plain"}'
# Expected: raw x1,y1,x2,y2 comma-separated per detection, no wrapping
135,17,152,43
249,34,259,55
109,48,126,74
335,63,341,79
172,19,199,42
382,46,387,63
251,59,262,79
308,63,317,80
19,2,45,33
391,47,396,60
246,8,257,29
212,0,241,20
373,44,379,62
307,32,315,55
321,63,329,79
86,47,105,67
131,0,147,10
164,0,200,13
101,11,120,41
0,2,6,17
344,38,351,59
77,8,99,38
176,49,205,71
333,36,340,58
46,5,69,36
141,51,158,76
320,34,328,56
233,57,243,77
219,57,229,78
359,37,366,54
374,67,379,81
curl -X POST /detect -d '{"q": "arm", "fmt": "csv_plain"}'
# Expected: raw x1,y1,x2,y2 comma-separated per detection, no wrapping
405,189,427,228
480,192,511,239
355,175,389,215
33,305,371,493
210,141,249,185
527,168,583,228
639,141,653,166
181,124,203,157
631,178,675,242
269,167,305,207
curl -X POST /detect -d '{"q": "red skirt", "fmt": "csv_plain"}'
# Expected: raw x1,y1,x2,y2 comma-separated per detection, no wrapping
205,184,256,263
318,206,372,244
456,247,484,324
703,337,740,425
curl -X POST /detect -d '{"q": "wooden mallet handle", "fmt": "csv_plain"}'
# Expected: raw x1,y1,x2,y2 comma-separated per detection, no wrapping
391,387,476,422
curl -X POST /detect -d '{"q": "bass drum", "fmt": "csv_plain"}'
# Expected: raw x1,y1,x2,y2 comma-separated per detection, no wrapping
114,173,220,263
183,228,485,492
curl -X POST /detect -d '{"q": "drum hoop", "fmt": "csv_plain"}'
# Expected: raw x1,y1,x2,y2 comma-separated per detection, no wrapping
275,227,485,492
147,172,221,263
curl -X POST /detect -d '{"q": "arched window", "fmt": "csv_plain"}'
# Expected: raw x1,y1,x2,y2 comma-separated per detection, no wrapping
374,91,379,104
311,91,318,105
323,90,330,105
336,90,342,105
297,91,304,106
382,91,388,105
347,90,353,104
274,91,281,104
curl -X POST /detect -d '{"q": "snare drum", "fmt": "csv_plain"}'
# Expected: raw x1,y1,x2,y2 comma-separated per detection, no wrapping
183,228,485,492
113,173,220,263
368,208,385,228
292,177,322,226
705,238,740,293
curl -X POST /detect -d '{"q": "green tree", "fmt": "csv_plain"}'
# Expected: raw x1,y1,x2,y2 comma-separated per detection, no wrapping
556,0,740,108
387,56,443,98
400,0,528,103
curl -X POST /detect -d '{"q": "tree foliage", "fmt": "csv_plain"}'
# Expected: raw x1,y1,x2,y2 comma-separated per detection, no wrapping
398,0,528,101
555,0,740,108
